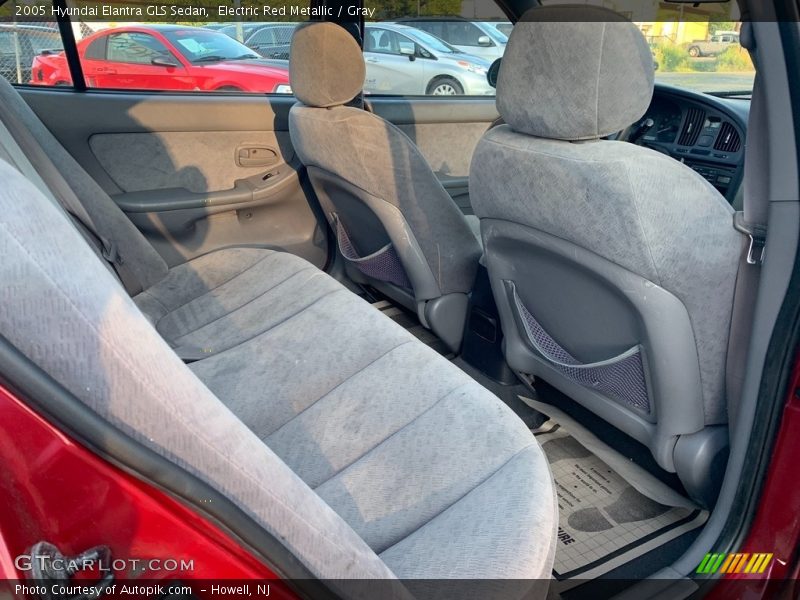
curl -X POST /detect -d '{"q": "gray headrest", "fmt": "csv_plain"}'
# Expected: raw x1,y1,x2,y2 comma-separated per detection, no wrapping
290,22,365,108
497,5,655,140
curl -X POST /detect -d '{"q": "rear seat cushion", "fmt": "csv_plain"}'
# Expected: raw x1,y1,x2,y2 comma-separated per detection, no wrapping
188,267,557,579
154,248,558,576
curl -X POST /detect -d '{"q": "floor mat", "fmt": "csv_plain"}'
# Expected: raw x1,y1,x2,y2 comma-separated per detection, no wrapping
371,299,454,357
529,406,708,585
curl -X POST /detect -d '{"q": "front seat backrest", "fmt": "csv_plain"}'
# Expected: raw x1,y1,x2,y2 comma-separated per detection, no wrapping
288,22,482,352
470,6,743,502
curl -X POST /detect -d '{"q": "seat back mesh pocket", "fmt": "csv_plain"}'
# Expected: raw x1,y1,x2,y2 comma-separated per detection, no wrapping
511,286,650,413
334,215,411,289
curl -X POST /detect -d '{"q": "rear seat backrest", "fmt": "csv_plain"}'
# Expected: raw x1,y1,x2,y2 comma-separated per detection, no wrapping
0,159,399,582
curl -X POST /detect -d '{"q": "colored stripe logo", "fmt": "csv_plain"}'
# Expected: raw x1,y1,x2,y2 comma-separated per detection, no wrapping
696,552,773,574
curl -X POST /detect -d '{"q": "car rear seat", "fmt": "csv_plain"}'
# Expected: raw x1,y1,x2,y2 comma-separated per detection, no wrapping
0,77,557,585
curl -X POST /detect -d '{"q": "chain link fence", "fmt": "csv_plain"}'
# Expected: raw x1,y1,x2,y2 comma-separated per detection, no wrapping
0,21,63,85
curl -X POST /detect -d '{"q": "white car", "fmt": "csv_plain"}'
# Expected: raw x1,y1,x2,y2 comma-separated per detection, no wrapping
364,24,495,95
395,18,507,61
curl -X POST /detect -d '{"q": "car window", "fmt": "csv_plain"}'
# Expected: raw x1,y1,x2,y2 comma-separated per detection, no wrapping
496,23,513,37
444,22,485,47
249,26,294,47
365,29,403,55
84,37,106,61
106,32,173,65
273,27,295,45
365,0,510,96
538,0,755,96
1,23,65,86
248,28,276,46
162,29,259,63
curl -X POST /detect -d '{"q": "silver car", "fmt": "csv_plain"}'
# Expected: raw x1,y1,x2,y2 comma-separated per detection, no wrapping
394,19,507,61
363,24,494,96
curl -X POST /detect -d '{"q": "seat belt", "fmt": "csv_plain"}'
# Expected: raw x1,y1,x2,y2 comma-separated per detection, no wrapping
0,109,142,295
727,211,767,417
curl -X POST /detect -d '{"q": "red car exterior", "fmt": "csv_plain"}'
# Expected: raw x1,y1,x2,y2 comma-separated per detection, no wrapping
31,25,291,93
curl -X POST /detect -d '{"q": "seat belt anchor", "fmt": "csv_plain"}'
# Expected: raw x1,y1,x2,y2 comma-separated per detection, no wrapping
747,233,765,265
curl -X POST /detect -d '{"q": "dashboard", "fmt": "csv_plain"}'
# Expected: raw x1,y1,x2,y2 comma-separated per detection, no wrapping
622,84,750,205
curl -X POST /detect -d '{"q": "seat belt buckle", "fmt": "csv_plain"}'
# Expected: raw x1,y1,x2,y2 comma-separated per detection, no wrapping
747,233,765,265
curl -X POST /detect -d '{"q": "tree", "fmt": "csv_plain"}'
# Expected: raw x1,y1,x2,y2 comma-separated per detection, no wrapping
365,0,462,19
708,20,738,35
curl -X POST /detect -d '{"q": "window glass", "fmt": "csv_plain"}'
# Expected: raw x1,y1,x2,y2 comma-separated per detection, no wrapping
364,1,509,97
248,29,277,46
539,0,755,95
162,29,258,63
444,22,485,46
0,22,64,86
19,0,309,94
2,1,755,99
84,37,106,60
106,32,173,65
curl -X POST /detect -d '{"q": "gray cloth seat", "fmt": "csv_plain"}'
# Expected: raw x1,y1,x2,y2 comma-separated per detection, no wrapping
0,80,557,584
288,22,482,353
133,247,342,355
470,6,743,503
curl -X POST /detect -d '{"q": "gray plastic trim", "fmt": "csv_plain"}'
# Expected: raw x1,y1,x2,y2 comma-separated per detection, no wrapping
307,166,442,301
631,18,800,589
483,219,706,472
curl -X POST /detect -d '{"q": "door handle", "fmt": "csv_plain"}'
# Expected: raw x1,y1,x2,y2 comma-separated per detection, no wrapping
366,58,379,63
236,146,278,168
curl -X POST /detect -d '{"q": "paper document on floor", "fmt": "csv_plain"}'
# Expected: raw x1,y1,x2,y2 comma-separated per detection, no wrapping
528,409,708,583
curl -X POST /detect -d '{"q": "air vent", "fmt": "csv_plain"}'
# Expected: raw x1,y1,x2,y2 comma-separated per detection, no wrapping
714,122,742,153
678,107,705,146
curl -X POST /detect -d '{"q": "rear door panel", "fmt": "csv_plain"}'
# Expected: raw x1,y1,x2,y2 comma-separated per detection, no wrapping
20,89,497,266
20,89,328,268
370,96,498,213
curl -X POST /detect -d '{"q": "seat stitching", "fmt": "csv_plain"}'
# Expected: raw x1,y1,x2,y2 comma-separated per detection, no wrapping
262,339,418,440
151,250,280,329
378,442,537,556
154,249,279,313
168,266,323,344
188,287,352,363
312,380,475,491
620,160,662,286
2,225,374,561
135,288,169,318
595,24,606,137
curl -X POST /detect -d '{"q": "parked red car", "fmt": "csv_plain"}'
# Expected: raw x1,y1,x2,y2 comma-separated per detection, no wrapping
31,24,292,93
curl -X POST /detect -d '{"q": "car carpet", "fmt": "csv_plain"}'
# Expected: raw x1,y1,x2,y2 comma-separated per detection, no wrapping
523,397,708,589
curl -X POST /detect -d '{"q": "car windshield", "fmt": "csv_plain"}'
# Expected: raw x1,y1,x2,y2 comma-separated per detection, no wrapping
400,27,460,54
535,1,755,95
162,29,260,63
638,22,755,96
